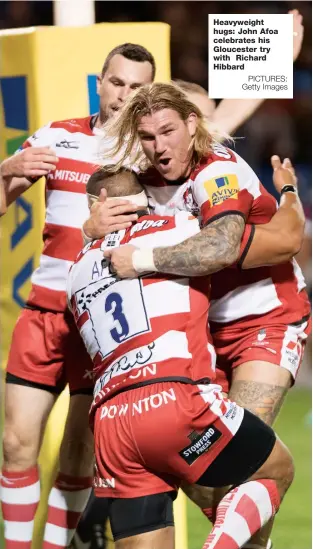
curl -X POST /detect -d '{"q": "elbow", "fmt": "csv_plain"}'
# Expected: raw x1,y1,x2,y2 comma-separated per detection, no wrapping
289,235,303,258
215,244,240,272
283,231,304,259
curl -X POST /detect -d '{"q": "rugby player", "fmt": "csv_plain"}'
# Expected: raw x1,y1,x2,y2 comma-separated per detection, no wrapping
84,82,310,549
0,9,304,547
68,167,296,549
0,43,155,549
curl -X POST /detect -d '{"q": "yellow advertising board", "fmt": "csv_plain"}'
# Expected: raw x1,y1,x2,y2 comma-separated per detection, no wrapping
0,22,187,549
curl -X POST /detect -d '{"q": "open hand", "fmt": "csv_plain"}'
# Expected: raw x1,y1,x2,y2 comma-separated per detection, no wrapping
271,155,297,193
83,188,139,239
1,147,58,178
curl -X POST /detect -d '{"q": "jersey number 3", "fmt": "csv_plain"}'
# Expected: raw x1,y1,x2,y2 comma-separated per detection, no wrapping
105,292,129,343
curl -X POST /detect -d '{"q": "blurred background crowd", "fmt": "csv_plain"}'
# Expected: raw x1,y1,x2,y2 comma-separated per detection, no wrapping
1,0,311,379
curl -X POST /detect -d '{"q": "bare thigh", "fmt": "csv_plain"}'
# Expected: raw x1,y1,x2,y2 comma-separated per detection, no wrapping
115,526,174,549
229,360,292,425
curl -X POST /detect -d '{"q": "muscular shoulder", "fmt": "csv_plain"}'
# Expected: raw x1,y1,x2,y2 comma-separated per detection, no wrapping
192,143,238,181
191,145,260,199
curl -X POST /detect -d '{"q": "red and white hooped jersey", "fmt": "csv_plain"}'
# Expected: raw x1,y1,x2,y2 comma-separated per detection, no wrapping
139,144,310,329
67,212,216,412
20,116,106,312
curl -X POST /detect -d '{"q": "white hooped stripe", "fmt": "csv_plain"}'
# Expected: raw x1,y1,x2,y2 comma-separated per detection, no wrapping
223,513,251,546
47,486,92,512
0,481,40,505
143,279,191,317
210,278,282,323
32,255,72,292
4,520,34,542
44,523,76,546
46,190,89,228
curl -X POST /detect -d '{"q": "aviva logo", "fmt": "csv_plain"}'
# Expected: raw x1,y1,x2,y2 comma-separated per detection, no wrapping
0,75,34,307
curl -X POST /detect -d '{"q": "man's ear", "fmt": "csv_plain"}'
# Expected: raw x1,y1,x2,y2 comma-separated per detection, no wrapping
186,112,198,137
96,74,102,96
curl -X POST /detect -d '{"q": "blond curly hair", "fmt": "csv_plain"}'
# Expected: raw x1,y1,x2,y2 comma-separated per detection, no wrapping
102,81,228,173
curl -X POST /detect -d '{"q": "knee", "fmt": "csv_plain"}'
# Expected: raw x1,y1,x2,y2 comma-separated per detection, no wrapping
2,426,36,469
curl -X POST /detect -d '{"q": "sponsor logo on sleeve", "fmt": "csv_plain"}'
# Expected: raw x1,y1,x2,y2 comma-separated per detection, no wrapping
179,425,222,465
204,174,239,206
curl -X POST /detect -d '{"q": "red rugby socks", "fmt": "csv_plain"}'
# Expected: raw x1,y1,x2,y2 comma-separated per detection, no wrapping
202,480,280,549
43,472,92,549
1,465,40,549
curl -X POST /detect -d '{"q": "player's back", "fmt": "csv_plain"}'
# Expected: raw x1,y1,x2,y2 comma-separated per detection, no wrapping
68,212,215,408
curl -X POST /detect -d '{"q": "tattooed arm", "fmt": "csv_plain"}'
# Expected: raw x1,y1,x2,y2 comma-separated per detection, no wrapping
153,214,245,276
104,214,245,278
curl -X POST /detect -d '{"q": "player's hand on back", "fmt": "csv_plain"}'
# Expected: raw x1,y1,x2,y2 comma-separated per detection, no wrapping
103,244,139,278
290,9,304,62
83,188,139,239
1,147,59,178
271,155,298,194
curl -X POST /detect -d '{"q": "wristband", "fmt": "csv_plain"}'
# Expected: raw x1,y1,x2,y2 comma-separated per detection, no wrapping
132,248,157,274
280,184,297,195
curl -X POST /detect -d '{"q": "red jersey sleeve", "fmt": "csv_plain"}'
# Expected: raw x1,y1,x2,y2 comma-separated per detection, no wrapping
191,146,261,225
237,224,255,268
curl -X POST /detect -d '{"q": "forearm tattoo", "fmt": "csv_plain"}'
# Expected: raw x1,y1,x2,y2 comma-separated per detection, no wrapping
153,214,245,276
